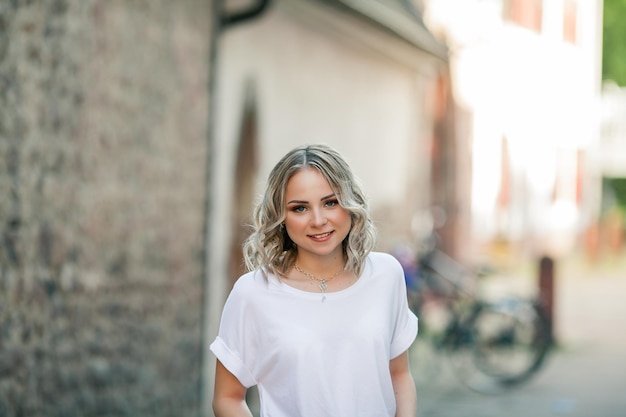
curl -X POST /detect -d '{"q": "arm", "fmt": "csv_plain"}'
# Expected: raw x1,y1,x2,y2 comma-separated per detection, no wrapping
213,359,253,417
390,350,417,417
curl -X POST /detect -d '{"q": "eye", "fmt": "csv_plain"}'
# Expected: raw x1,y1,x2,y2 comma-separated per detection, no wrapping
325,199,339,208
291,205,306,213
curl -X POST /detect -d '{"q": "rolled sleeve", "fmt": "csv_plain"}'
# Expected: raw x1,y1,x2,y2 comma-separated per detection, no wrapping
210,336,257,388
390,312,418,359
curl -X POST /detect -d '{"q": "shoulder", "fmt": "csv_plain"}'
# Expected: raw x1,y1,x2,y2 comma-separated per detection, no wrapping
364,252,405,279
362,252,408,295
228,269,269,300
221,269,277,318
366,251,403,270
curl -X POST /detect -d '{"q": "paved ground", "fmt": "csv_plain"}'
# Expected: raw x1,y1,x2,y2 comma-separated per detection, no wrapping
413,251,626,417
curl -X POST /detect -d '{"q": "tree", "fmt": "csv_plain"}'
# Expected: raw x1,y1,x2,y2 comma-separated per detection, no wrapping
602,0,626,86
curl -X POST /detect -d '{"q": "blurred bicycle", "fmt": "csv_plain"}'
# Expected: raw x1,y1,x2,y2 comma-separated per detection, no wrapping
395,224,553,394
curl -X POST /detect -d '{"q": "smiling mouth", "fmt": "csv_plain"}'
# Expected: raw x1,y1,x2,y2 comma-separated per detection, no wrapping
309,231,333,239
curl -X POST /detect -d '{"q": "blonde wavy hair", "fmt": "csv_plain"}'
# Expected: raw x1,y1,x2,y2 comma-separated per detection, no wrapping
243,144,377,278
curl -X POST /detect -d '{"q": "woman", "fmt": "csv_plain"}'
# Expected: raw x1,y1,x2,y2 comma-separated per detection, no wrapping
211,144,418,417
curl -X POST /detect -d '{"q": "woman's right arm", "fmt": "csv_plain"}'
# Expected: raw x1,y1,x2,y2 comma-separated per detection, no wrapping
213,359,253,417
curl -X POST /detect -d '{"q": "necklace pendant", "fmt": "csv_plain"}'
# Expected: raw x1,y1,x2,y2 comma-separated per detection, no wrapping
319,280,328,292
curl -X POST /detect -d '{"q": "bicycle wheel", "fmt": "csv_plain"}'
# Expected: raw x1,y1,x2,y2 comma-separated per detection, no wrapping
443,298,552,394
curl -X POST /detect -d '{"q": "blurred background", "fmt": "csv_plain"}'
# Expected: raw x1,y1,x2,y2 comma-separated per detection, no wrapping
0,0,624,416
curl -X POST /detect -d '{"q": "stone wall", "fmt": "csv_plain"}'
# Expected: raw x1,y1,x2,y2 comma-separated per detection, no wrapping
0,1,211,416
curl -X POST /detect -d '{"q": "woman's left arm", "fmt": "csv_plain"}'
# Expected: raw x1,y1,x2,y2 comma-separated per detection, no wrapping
390,350,417,417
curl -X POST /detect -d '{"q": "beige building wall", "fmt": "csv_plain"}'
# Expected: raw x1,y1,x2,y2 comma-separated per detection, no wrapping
204,0,448,400
215,1,444,245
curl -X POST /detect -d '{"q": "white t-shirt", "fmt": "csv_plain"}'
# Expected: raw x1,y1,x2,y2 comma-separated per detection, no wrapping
210,251,418,417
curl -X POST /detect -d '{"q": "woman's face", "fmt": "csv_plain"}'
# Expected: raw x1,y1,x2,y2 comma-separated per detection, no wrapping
284,167,351,262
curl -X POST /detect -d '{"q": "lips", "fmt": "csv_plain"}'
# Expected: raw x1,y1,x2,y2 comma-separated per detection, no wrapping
308,231,333,241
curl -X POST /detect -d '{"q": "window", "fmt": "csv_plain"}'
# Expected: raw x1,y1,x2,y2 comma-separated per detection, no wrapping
563,0,577,44
503,0,543,33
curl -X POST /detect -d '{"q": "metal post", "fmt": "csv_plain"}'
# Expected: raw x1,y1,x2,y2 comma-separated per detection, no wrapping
538,256,555,342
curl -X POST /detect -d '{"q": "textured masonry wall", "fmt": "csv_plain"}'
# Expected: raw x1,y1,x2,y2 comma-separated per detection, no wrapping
0,1,210,416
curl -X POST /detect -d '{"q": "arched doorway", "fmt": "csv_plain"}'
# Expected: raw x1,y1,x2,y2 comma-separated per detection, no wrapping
228,88,258,287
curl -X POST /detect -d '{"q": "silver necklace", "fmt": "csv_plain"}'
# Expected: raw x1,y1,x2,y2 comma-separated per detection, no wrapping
294,264,344,301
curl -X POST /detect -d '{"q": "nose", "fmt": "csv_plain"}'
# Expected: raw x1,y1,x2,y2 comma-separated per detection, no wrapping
311,208,328,227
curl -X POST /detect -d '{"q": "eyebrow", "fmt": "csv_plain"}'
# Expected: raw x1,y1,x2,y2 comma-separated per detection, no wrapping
287,193,336,205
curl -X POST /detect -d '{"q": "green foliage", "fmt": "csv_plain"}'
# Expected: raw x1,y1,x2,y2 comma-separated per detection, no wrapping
602,0,626,86
605,177,626,211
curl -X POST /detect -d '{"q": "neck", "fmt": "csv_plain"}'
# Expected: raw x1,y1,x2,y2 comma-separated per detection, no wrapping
295,254,345,277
